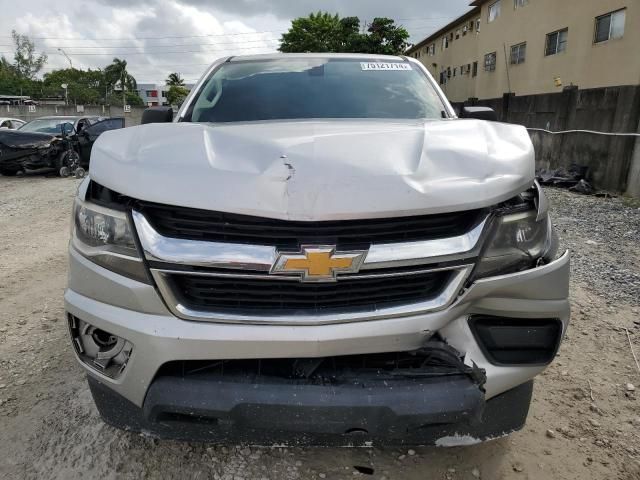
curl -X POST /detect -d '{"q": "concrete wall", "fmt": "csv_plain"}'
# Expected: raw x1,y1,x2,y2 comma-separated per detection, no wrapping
2,104,146,127
454,85,640,194
410,0,640,102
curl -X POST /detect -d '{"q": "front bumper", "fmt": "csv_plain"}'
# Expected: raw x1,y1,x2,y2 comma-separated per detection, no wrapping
88,373,533,446
65,248,570,442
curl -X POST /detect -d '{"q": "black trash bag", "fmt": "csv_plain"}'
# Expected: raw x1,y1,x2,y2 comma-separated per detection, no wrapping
535,163,589,188
569,179,595,195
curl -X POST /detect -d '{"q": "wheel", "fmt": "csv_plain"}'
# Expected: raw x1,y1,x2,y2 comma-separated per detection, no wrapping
74,167,86,179
59,166,70,177
56,150,81,173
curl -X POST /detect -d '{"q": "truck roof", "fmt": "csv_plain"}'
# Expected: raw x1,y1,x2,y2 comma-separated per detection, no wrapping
228,52,407,62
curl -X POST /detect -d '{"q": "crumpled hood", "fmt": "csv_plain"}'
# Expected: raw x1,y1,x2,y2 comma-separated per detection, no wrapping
0,130,57,149
90,119,534,220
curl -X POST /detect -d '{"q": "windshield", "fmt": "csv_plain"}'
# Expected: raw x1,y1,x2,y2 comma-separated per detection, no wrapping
183,58,447,123
19,118,74,134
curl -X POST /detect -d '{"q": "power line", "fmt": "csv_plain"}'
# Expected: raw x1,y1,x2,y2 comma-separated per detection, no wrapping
38,62,215,71
0,39,281,50
0,30,287,41
0,45,279,57
0,16,458,42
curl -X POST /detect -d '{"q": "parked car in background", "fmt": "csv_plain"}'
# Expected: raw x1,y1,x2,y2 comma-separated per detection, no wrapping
0,115,124,176
0,118,26,129
18,115,106,136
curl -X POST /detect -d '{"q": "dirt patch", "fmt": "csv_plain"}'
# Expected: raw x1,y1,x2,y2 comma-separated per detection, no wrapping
0,177,639,479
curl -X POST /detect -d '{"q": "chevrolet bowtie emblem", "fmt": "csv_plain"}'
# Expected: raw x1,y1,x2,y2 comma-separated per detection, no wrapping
271,246,367,282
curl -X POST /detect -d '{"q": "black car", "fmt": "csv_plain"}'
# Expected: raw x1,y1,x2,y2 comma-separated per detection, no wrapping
0,116,124,176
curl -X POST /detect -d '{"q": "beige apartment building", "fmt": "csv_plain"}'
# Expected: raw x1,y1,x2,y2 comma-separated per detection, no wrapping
407,0,640,102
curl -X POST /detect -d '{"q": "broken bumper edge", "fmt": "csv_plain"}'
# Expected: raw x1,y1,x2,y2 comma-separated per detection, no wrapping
87,375,533,446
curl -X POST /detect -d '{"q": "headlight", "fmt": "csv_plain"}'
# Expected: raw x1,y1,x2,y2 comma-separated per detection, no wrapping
72,198,149,283
474,208,558,280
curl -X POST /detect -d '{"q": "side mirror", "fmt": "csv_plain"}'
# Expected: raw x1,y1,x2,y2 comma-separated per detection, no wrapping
61,122,76,136
459,106,498,122
141,107,173,125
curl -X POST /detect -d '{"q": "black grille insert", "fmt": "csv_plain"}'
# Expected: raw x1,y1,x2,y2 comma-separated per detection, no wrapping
138,201,484,248
169,270,452,314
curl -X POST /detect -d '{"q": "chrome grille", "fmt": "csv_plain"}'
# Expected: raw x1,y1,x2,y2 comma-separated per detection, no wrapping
132,208,487,325
137,200,485,248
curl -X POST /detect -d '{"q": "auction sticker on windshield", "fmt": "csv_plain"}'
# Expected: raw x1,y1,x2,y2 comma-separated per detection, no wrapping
360,62,412,71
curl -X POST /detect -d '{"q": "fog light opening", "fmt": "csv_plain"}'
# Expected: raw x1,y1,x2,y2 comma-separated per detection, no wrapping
91,329,118,349
68,314,133,378
468,315,562,366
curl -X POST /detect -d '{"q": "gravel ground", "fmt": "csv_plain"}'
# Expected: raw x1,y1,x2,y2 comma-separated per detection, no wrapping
0,177,639,480
546,188,640,306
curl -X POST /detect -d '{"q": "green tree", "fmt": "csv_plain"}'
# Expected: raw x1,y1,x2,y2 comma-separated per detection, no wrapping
279,12,346,53
104,58,137,107
166,72,185,86
11,30,47,79
166,85,190,106
42,68,106,105
364,18,411,55
105,90,144,107
0,54,41,97
279,13,409,55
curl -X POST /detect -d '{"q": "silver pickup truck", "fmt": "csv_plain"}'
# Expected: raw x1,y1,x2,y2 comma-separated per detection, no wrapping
65,53,569,446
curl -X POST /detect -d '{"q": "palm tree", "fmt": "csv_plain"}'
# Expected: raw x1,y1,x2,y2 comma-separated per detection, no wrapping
166,72,185,86
104,58,137,107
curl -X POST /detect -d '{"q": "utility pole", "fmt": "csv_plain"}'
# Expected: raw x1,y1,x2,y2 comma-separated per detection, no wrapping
57,48,73,69
502,43,512,95
122,73,126,109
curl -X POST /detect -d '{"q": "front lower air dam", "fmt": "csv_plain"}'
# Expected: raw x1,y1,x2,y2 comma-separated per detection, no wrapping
68,314,133,379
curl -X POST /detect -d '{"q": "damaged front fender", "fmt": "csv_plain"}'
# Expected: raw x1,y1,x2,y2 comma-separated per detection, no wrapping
0,130,61,173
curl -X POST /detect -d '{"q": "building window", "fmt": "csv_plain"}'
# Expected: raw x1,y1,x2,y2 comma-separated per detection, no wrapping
430,44,436,55
472,61,478,77
476,19,481,32
488,1,501,22
447,67,451,78
595,9,626,43
510,42,527,64
545,28,568,55
484,52,497,71
514,0,528,8
453,67,457,77
455,29,461,39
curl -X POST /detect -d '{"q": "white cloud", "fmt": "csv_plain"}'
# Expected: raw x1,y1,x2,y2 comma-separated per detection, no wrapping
1,0,471,84
4,0,283,84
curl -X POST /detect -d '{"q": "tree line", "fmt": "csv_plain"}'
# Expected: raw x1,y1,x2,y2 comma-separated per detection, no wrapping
0,31,189,106
279,13,410,55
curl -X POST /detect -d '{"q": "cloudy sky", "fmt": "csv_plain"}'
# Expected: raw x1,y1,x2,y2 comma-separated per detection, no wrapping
1,0,472,85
